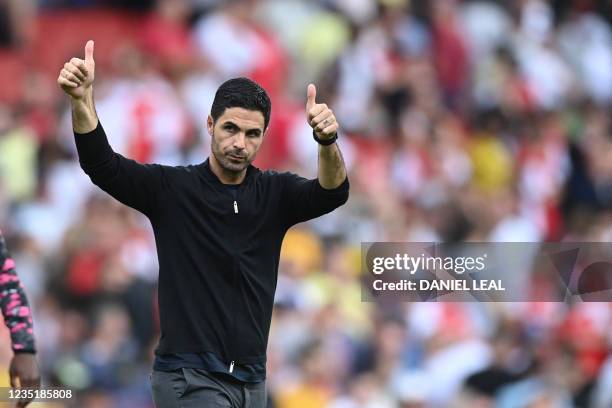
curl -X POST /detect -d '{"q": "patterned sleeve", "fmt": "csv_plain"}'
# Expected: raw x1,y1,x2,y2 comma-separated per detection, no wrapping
0,231,36,353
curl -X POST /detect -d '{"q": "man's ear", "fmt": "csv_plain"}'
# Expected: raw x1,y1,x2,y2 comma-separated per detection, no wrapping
207,115,214,137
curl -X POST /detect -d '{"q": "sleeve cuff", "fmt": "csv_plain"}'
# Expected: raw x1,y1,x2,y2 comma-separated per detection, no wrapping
13,349,36,354
74,120,113,165
316,175,349,193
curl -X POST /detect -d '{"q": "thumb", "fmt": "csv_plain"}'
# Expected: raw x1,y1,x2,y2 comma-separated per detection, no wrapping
306,84,317,111
85,40,95,63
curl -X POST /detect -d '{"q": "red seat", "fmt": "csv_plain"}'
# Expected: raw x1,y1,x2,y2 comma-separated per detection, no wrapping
0,8,146,104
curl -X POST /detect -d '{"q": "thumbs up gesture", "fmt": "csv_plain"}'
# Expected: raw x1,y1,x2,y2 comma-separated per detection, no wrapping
306,84,338,140
57,40,95,100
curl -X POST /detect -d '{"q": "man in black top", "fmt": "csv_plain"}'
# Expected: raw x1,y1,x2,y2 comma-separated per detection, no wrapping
58,41,349,407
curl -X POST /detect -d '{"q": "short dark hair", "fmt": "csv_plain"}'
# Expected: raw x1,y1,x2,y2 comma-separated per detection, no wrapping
210,77,271,129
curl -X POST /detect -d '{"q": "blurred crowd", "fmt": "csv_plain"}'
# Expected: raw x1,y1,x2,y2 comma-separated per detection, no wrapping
1,0,612,407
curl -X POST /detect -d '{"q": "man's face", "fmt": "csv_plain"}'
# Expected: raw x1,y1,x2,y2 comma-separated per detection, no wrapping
208,107,266,173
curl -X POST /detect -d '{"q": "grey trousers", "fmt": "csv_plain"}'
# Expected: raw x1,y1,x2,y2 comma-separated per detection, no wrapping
150,368,267,408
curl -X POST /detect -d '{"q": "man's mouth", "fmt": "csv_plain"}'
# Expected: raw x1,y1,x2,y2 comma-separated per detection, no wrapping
228,153,246,161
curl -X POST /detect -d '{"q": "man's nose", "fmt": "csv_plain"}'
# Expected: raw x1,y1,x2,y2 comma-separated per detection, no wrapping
233,132,246,150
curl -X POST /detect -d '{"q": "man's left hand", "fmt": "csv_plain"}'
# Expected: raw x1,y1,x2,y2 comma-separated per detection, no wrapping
9,353,40,407
306,84,338,140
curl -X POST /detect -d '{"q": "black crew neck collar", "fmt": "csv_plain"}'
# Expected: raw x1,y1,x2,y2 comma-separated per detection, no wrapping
198,158,259,186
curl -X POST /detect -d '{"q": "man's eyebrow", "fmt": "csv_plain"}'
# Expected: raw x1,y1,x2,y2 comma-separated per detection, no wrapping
222,121,262,133
222,121,239,128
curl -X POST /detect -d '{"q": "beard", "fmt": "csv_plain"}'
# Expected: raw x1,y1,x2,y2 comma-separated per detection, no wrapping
211,136,252,173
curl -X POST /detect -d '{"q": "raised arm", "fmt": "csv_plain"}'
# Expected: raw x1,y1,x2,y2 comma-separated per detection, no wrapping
280,85,349,226
57,41,167,215
305,84,347,189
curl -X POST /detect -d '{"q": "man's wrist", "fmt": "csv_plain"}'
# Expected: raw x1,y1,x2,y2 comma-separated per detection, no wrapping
312,130,338,146
69,86,93,103
71,88,98,133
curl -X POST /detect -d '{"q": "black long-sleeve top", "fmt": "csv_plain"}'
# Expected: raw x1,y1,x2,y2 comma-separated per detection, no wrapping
74,121,349,375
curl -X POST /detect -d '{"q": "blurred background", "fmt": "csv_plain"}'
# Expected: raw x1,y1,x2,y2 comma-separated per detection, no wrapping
1,0,612,406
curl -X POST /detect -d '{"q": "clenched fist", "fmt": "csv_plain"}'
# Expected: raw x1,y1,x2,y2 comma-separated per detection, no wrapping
57,40,95,100
306,84,338,140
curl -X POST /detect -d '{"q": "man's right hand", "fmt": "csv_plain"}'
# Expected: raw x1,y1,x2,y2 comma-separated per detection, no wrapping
57,40,95,100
